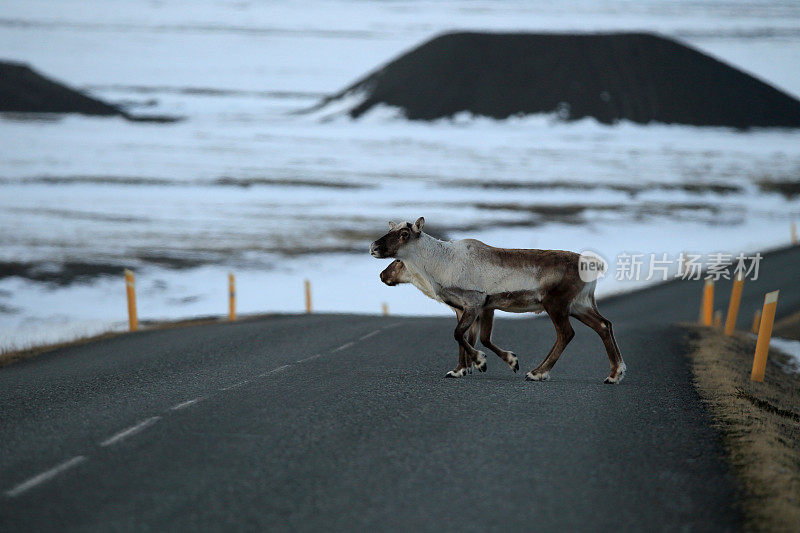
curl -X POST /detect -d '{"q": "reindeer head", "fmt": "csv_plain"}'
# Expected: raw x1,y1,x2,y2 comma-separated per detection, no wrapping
379,260,410,286
369,217,424,258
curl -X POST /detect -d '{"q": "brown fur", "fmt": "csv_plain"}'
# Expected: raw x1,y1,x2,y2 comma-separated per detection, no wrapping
380,260,519,376
372,220,624,383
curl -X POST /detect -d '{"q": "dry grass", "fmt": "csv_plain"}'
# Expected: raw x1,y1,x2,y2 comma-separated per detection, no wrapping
773,310,800,341
0,331,121,367
686,325,800,532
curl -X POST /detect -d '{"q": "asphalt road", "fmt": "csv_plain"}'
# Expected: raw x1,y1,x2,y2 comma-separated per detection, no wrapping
2,245,799,531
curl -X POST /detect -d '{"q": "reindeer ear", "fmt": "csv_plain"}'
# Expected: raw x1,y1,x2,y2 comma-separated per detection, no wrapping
412,217,425,233
388,221,397,230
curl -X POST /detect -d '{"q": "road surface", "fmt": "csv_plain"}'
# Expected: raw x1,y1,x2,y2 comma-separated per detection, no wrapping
2,245,799,531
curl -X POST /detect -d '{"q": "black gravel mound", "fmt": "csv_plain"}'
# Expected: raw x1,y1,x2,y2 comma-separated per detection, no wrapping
0,61,180,121
0,60,122,116
318,32,800,128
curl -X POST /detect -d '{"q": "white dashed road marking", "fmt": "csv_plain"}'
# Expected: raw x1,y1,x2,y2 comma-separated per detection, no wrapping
5,456,88,498
259,364,289,376
99,417,161,447
332,341,355,353
220,380,250,391
169,397,203,411
359,330,381,341
4,324,395,497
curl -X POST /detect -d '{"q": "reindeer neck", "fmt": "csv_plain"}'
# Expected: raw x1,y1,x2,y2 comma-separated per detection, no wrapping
400,233,454,289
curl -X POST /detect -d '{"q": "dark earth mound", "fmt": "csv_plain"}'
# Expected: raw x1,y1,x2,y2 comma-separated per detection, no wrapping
318,32,800,128
0,61,179,122
0,61,122,115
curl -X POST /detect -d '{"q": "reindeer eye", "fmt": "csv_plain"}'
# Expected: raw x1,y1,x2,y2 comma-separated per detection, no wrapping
400,229,410,238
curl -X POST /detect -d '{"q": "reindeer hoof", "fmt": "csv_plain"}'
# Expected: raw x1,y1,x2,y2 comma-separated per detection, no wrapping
474,351,487,372
508,352,519,373
604,362,627,384
445,369,465,378
525,371,550,381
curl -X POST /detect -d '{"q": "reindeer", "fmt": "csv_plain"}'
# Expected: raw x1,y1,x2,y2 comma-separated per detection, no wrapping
380,259,520,377
370,218,626,383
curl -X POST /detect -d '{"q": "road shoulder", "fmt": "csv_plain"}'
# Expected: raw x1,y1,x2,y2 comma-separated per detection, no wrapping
684,325,800,532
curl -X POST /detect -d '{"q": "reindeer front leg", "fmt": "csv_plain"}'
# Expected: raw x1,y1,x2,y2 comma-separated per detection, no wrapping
446,309,483,378
452,307,486,374
446,309,470,378
467,315,482,371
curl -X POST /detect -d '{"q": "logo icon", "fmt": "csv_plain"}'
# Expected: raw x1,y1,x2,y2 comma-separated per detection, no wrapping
578,250,607,282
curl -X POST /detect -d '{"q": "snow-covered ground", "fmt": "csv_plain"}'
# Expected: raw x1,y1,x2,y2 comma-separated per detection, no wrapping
1,0,800,351
770,337,800,373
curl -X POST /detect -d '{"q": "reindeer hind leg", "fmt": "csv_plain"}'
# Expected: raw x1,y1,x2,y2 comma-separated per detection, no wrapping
525,306,574,382
571,305,626,384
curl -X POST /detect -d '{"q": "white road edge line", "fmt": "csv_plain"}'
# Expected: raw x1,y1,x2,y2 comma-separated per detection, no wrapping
99,416,161,447
5,456,88,498
332,341,355,353
359,329,381,341
169,397,203,411
297,354,322,363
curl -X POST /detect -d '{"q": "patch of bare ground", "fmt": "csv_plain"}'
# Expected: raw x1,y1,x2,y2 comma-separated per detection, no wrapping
685,325,800,532
448,179,742,196
773,310,800,341
758,179,800,199
472,201,723,225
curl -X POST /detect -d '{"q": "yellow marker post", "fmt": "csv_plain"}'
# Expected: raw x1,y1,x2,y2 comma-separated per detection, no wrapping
792,221,798,245
124,269,138,332
713,310,722,328
228,273,236,321
304,279,312,313
724,272,744,336
751,290,779,382
382,303,389,316
701,279,714,326
751,309,762,334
